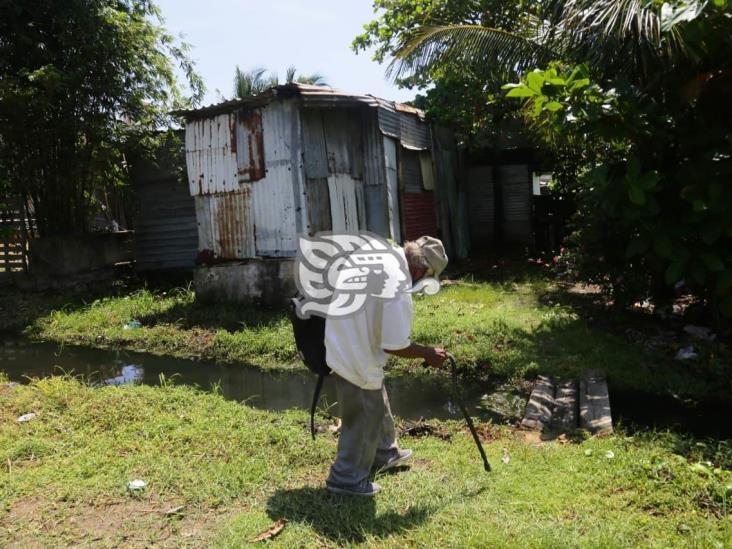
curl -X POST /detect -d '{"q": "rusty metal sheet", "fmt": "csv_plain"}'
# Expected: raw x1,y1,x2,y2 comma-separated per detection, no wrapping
403,191,438,241
252,101,302,257
184,113,238,196
236,109,265,182
194,188,255,259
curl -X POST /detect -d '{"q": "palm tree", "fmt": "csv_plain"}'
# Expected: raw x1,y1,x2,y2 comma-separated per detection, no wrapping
233,66,278,98
388,0,702,88
285,65,327,86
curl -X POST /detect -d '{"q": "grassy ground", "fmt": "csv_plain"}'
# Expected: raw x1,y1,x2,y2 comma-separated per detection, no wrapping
1,376,730,547
20,273,731,400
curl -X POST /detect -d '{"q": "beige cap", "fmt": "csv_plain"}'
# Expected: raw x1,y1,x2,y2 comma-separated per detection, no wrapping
415,235,448,277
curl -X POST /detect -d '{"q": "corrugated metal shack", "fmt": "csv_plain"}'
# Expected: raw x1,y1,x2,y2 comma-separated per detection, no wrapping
175,83,464,304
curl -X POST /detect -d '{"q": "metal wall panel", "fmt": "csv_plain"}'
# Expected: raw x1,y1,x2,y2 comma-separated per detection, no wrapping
383,137,402,243
135,179,198,270
361,109,389,237
305,178,331,234
467,166,495,246
328,174,361,233
185,113,238,196
236,109,265,182
194,188,255,259
377,104,401,139
301,109,329,179
400,149,422,193
323,110,363,178
498,164,532,244
252,101,302,256
398,112,430,150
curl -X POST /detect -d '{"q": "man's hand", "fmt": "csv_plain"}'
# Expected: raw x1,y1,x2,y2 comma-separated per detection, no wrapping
385,343,449,367
423,346,449,368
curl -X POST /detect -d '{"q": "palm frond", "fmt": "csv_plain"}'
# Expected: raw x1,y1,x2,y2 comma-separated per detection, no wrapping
553,0,698,78
388,25,558,83
297,73,327,85
285,65,297,84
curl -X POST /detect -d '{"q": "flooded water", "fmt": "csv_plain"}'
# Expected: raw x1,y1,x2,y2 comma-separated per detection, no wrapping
0,338,516,422
1,337,730,437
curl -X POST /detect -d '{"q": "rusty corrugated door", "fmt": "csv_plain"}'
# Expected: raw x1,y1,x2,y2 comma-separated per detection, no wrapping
403,192,438,241
194,189,255,259
236,109,265,182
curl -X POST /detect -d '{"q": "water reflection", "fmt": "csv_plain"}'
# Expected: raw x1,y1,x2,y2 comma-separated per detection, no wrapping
104,364,144,386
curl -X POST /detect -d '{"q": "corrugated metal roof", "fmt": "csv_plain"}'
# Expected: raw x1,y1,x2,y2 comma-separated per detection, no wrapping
175,84,430,150
174,83,382,118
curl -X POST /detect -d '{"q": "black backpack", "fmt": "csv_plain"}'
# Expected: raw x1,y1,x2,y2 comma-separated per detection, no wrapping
288,296,330,439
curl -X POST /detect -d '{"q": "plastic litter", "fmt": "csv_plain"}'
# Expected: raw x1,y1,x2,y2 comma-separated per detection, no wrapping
584,449,593,456
605,450,615,459
123,320,142,330
675,346,698,361
127,479,147,491
16,413,36,423
683,325,716,341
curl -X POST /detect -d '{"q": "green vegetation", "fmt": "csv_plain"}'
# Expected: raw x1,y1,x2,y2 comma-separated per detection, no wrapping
371,0,732,321
1,377,730,547
0,0,202,235
22,276,731,400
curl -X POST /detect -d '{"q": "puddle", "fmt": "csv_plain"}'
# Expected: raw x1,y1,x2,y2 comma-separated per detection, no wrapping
2,337,730,438
0,338,507,422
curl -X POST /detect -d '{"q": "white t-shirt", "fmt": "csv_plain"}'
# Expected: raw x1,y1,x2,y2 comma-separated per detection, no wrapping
325,292,413,390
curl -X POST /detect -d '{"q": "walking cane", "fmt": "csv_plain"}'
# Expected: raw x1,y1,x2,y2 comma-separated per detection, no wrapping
447,353,491,472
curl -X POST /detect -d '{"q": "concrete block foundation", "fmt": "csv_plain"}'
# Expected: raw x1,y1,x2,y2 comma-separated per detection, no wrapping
194,259,295,306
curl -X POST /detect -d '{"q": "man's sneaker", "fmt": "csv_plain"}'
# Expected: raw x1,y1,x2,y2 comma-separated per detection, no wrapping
374,449,413,472
326,480,381,497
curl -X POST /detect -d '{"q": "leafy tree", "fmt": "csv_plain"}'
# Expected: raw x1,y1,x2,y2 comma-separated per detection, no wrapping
383,0,732,318
354,0,531,148
0,0,203,237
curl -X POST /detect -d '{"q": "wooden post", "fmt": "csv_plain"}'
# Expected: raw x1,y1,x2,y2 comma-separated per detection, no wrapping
552,379,578,432
579,369,613,434
521,375,555,430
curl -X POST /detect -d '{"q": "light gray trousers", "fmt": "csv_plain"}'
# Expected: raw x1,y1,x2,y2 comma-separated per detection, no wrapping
326,374,400,488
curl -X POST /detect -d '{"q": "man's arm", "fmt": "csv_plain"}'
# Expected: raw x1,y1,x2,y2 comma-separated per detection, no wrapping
385,342,448,367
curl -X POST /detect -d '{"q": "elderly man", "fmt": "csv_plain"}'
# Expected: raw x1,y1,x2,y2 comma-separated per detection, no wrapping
325,236,449,497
